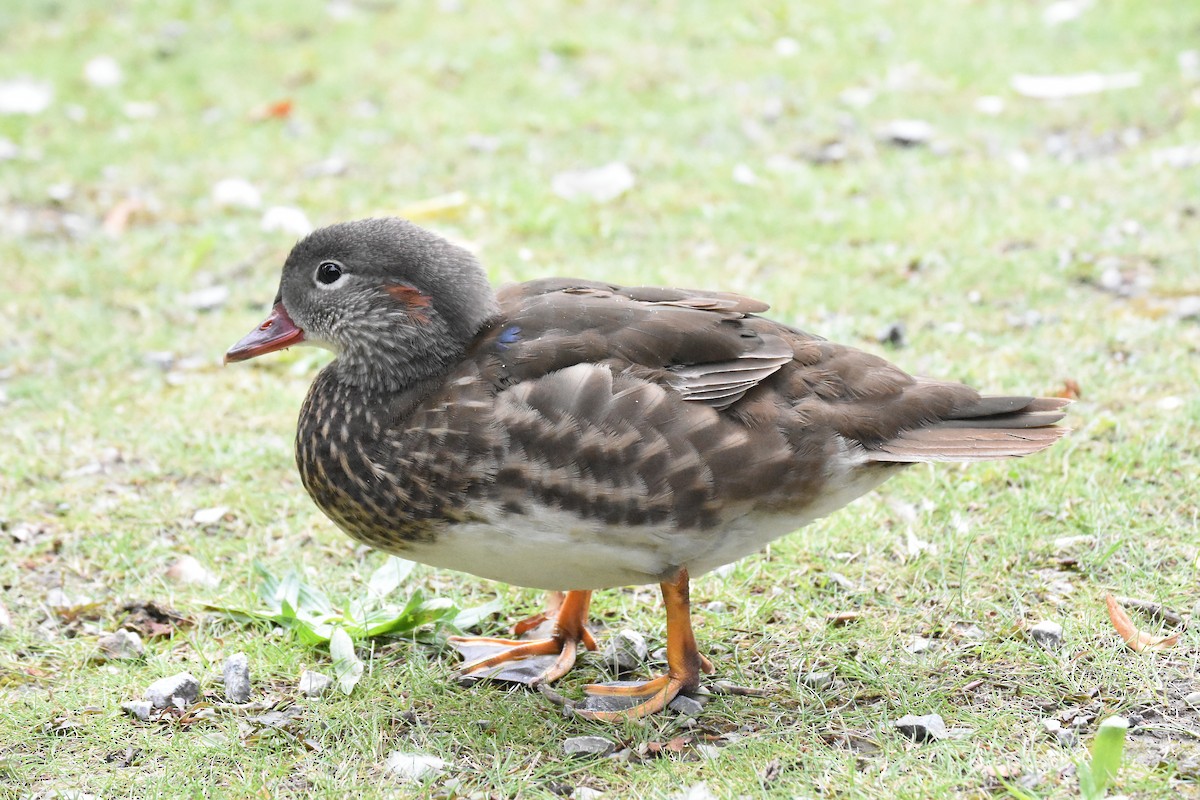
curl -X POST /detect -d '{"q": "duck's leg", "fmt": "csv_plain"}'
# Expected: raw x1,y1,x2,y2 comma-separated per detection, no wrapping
449,590,597,686
578,569,714,720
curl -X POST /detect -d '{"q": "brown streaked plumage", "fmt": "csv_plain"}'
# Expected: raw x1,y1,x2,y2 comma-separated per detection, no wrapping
226,217,1067,720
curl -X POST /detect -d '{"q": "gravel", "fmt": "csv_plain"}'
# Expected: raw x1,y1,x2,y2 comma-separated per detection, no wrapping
222,652,251,703
145,671,200,709
563,736,617,757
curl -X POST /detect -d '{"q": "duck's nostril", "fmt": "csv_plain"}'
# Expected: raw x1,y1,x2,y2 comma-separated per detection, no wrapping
259,319,273,331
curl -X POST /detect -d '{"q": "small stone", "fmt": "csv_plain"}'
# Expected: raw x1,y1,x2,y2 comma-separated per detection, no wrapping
563,736,616,757
801,671,834,690
669,783,718,800
703,601,727,614
191,506,228,526
731,164,759,186
975,95,1005,115
1181,49,1200,80
877,321,907,348
1175,296,1200,320
145,672,199,709
97,630,144,661
165,555,219,587
0,78,53,115
894,713,948,742
906,636,935,654
261,205,313,236
123,101,158,119
1043,0,1088,25
880,119,934,147
222,653,251,703
773,37,800,57
121,699,154,721
298,669,333,697
1183,691,1200,707
572,789,605,800
1040,716,1077,746
0,600,11,631
1029,621,1064,649
1053,534,1096,550
212,177,262,209
668,694,705,717
383,751,446,781
46,588,73,608
84,56,123,88
551,162,635,203
839,87,874,108
602,629,649,673
182,286,229,312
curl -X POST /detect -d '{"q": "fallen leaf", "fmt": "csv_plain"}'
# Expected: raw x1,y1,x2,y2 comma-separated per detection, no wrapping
1105,594,1179,652
102,198,147,237
395,191,469,221
1054,379,1082,399
120,601,193,639
329,627,364,695
250,99,294,120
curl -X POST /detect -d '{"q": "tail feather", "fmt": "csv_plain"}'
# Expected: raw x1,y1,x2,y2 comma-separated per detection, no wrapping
868,395,1069,463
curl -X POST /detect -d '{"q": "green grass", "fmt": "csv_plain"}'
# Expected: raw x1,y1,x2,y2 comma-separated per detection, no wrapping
3,0,1200,797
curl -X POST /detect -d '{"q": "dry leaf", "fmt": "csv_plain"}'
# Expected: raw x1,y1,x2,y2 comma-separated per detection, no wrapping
1054,379,1082,400
395,191,469,222
1105,594,1179,652
102,197,146,236
251,99,294,120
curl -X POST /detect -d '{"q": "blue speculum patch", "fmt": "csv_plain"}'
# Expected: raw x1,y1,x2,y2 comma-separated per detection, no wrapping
496,325,521,350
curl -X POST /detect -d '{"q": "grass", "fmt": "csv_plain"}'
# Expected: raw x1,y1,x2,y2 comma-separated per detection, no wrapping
2,0,1200,797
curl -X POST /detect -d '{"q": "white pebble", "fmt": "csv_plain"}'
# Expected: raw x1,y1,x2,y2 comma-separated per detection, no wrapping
0,78,53,115
84,56,123,88
551,162,635,203
212,178,262,209
261,206,313,236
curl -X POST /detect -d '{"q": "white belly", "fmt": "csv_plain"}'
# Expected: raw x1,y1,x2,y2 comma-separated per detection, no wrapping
398,464,900,590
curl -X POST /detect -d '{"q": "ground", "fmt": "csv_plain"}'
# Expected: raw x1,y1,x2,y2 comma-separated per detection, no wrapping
2,0,1200,798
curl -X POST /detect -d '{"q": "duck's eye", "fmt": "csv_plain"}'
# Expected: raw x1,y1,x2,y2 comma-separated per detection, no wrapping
315,261,343,286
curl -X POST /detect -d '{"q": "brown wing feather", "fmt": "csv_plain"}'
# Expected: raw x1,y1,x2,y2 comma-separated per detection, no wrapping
482,277,1067,469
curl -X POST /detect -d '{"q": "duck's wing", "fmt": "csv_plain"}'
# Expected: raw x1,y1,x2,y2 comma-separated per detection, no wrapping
475,278,1067,476
483,279,794,410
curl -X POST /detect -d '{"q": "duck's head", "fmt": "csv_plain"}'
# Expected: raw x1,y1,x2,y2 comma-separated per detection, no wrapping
225,217,498,391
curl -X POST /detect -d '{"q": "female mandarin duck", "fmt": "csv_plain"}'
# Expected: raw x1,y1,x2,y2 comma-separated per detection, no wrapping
226,218,1067,720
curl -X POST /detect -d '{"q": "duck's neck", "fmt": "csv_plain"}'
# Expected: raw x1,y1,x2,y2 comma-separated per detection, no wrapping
330,317,466,395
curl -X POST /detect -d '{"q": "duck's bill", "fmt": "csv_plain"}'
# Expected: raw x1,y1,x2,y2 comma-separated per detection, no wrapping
224,303,306,363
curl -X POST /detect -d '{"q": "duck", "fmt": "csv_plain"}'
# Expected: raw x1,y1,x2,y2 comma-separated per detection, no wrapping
225,217,1067,720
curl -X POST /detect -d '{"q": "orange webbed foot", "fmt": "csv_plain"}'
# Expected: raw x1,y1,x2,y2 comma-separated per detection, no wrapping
449,590,596,686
